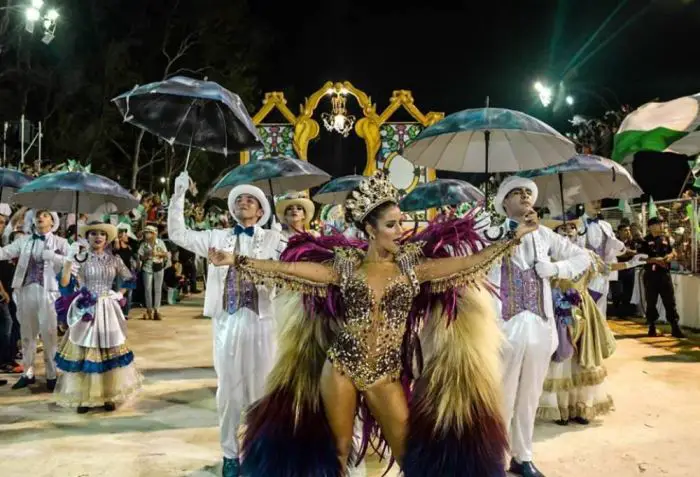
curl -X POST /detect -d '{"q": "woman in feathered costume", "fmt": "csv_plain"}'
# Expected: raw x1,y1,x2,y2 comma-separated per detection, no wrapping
209,172,537,477
537,218,646,425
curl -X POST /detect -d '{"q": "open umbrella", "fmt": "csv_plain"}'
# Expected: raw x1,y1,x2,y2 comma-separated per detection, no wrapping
112,76,263,167
519,154,643,215
209,157,331,199
312,175,365,204
14,171,138,237
0,167,32,203
399,178,484,212
404,107,575,175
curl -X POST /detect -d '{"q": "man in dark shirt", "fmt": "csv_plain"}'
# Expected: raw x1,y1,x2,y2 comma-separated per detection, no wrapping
612,224,638,317
639,217,686,338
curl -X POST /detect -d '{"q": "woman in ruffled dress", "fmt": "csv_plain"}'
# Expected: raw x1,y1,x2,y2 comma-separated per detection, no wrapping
53,221,142,414
209,172,538,477
537,217,646,425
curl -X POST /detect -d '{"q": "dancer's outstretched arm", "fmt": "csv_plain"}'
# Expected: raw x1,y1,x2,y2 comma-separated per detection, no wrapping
209,248,338,294
415,221,537,290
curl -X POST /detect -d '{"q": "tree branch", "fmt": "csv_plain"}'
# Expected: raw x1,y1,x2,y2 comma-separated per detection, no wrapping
166,66,211,79
106,134,131,161
138,156,166,172
162,29,202,79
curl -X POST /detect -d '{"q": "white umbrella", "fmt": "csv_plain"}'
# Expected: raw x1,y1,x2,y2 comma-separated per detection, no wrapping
520,154,643,214
404,107,575,173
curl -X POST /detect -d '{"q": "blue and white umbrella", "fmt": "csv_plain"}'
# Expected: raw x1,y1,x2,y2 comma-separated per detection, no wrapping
399,178,484,212
0,167,32,203
209,157,330,199
404,107,575,173
519,154,643,214
112,76,262,166
312,175,365,205
14,171,138,214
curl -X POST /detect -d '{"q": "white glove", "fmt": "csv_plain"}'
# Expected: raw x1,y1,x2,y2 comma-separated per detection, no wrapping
173,171,190,198
535,261,559,279
42,249,56,262
626,254,648,269
108,290,124,301
68,242,82,261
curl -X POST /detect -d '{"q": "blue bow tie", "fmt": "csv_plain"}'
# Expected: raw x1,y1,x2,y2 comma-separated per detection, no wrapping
233,225,255,237
586,217,600,225
32,233,46,241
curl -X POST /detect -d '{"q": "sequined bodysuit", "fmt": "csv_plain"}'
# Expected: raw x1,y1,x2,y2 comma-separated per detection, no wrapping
327,271,418,390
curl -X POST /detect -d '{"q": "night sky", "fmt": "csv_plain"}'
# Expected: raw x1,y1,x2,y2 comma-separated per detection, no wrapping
248,0,700,199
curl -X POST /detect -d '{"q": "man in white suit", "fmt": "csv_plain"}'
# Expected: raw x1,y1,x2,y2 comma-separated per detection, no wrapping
168,172,285,477
0,209,68,391
579,200,626,317
489,177,590,477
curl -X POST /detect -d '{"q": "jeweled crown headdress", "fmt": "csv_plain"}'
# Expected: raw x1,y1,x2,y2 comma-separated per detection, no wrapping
344,171,399,223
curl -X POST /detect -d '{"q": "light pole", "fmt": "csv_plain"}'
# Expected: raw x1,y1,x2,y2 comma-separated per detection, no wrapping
24,0,59,44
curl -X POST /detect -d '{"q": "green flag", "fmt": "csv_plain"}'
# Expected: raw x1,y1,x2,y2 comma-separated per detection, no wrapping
617,199,632,214
648,196,658,219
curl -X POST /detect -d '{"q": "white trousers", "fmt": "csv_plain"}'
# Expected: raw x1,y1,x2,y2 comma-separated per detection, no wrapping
213,309,277,460
16,283,59,380
500,312,556,462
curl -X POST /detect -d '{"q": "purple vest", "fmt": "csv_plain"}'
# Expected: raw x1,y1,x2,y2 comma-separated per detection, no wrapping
500,259,546,321
223,265,259,314
23,254,45,287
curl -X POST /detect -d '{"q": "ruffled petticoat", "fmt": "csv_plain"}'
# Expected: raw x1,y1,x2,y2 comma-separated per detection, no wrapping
54,339,142,407
537,357,613,421
53,294,142,408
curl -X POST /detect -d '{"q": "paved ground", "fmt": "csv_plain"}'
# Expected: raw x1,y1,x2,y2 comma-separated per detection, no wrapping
0,296,698,477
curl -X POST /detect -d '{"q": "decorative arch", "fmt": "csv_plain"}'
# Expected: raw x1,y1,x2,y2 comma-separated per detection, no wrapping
241,82,443,211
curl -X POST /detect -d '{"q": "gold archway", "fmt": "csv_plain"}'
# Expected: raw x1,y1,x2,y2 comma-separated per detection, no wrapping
240,81,444,183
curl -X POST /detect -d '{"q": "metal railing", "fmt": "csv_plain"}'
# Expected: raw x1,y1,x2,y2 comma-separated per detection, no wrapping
600,198,699,273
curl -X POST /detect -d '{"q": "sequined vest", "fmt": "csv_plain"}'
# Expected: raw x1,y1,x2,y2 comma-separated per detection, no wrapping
222,237,259,314
23,254,45,287
500,258,545,321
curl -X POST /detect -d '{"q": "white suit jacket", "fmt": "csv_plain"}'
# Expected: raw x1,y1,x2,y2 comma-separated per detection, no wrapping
168,193,285,319
488,224,590,321
578,215,626,281
0,232,69,292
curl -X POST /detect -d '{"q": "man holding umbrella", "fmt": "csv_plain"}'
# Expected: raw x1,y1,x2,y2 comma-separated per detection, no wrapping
0,209,68,391
490,177,590,477
168,171,286,477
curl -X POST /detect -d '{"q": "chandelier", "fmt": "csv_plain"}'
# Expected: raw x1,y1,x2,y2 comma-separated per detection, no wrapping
322,89,355,137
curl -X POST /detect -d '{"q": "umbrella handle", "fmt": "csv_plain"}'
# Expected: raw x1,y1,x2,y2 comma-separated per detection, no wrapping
183,103,198,171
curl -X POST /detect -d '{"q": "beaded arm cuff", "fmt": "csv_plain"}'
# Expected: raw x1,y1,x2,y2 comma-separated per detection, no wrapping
234,255,334,297
420,238,520,293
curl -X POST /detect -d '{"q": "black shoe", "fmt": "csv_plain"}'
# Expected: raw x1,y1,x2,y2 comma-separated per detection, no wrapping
648,324,658,337
104,402,116,412
222,457,240,477
573,416,590,425
509,459,546,477
671,325,687,339
77,406,90,414
0,379,7,386
554,419,569,426
46,378,57,392
11,375,35,389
